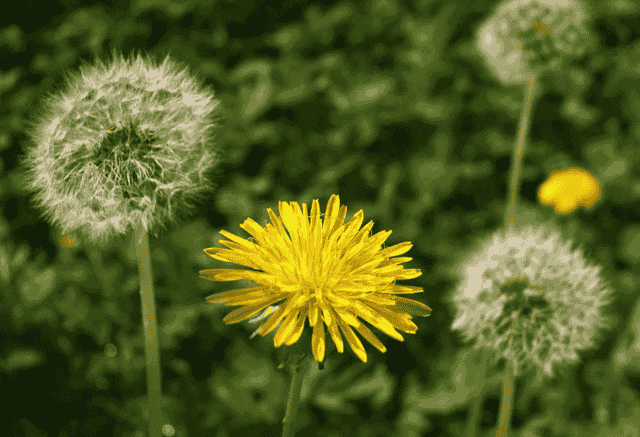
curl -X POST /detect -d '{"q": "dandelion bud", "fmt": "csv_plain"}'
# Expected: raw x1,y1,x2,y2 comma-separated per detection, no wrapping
538,167,601,215
20,51,221,244
477,0,591,84
450,224,612,379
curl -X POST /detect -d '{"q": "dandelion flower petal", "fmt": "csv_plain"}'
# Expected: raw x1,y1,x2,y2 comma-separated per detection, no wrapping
284,308,308,346
274,309,301,348
312,319,326,362
258,299,296,336
205,285,275,305
351,302,406,341
321,303,344,353
336,314,368,363
392,295,433,317
222,299,283,324
354,323,387,353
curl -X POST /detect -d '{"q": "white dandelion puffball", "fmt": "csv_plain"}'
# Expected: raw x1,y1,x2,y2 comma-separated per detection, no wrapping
476,0,589,84
21,51,221,244
451,223,612,379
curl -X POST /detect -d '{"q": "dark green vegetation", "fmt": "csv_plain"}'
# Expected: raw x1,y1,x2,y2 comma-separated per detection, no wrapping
1,0,640,436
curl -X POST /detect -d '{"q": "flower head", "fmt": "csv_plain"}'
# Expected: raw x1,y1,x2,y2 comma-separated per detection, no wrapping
477,0,590,84
538,167,601,215
200,194,432,363
20,50,221,244
450,223,612,378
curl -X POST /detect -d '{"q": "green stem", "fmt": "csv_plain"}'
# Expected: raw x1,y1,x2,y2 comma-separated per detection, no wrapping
495,75,537,437
496,359,515,437
505,75,538,226
465,75,538,437
135,223,162,437
281,356,308,437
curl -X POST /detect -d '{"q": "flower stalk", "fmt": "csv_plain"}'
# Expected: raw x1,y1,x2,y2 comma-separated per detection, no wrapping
496,359,515,437
135,222,163,437
496,74,537,437
505,75,537,226
281,355,309,437
464,74,537,437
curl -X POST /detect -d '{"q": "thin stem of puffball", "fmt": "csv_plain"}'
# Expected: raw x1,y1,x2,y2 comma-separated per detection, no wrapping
135,223,163,437
505,75,538,226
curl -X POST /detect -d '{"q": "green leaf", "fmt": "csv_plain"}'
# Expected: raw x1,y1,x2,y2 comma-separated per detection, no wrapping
20,267,56,305
0,348,45,373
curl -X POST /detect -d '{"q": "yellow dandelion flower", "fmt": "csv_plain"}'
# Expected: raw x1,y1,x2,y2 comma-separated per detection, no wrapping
538,167,601,215
200,194,432,363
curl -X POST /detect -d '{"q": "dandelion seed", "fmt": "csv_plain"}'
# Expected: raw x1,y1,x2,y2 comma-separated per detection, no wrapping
201,194,432,363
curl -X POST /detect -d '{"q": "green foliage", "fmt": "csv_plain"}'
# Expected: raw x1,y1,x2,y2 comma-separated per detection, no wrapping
1,0,640,436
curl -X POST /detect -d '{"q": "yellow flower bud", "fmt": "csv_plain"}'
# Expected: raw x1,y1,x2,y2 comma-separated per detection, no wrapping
538,167,601,215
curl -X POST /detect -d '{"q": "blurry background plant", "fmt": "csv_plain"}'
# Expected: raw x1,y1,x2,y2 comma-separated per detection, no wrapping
2,0,640,436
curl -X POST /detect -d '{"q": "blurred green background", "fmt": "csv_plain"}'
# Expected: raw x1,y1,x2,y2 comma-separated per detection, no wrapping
1,0,640,436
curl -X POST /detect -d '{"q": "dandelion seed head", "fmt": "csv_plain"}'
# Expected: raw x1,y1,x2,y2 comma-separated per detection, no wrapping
451,223,612,378
477,0,591,84
20,50,222,244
